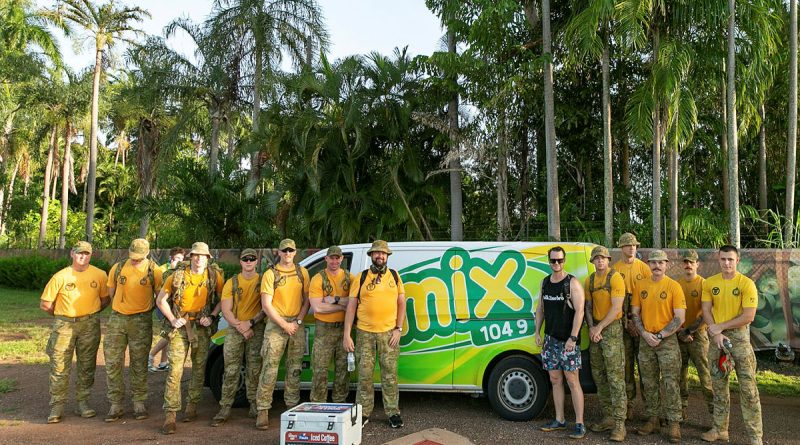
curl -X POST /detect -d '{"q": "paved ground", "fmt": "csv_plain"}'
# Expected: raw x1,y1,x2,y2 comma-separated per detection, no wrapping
0,361,797,445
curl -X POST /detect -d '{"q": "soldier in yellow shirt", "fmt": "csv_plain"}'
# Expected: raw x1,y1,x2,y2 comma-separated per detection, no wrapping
255,239,310,430
700,245,762,445
103,238,163,422
156,241,223,434
344,240,406,429
309,246,355,404
611,232,651,419
211,248,266,426
631,250,686,443
675,250,713,419
40,241,110,423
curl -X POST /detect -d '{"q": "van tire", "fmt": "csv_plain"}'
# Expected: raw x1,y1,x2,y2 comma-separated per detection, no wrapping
486,355,549,421
209,353,249,408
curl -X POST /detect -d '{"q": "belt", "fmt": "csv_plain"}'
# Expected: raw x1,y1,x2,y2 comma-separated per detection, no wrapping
316,320,344,327
112,310,151,317
55,313,96,322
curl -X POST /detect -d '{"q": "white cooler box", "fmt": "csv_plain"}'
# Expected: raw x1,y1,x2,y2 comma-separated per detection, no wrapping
280,403,362,445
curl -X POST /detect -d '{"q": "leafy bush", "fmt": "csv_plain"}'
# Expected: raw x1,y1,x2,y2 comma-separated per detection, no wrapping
0,256,111,290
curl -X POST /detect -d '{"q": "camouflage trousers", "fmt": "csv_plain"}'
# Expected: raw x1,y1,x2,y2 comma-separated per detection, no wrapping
163,323,212,412
638,333,682,422
310,321,350,403
589,320,626,421
708,327,762,443
46,314,100,407
623,327,645,403
219,321,265,407
679,329,713,414
356,329,399,418
256,318,305,411
104,311,153,404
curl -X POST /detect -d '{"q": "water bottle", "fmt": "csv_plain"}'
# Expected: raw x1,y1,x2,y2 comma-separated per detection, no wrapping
347,352,355,372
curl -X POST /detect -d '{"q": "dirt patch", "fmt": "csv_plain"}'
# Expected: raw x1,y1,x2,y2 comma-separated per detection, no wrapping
0,332,30,341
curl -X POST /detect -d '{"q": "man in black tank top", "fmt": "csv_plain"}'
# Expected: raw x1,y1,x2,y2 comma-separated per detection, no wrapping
534,246,587,439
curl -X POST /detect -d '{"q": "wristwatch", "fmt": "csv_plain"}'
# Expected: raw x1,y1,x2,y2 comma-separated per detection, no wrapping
249,319,256,328
296,319,303,325
569,335,579,343
655,332,663,340
334,296,341,304
394,326,402,332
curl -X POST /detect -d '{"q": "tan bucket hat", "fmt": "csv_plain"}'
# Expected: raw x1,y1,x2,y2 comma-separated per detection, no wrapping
648,250,669,262
128,238,149,260
367,240,392,255
617,232,641,247
590,245,612,261
189,241,212,257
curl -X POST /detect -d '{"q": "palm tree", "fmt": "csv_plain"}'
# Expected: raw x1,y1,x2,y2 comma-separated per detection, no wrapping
208,0,329,192
53,0,149,243
542,0,560,241
726,0,740,247
787,0,798,246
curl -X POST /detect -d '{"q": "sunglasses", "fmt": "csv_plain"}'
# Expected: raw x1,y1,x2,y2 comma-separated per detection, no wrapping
241,256,257,262
549,258,565,264
281,248,296,253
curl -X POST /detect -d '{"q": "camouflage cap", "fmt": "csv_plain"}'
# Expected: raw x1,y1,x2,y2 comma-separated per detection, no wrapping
590,245,612,261
617,232,641,247
367,240,392,255
682,249,699,263
240,248,258,259
648,249,669,262
711,343,736,378
189,241,212,257
279,239,296,251
326,246,343,257
128,238,149,260
72,241,92,254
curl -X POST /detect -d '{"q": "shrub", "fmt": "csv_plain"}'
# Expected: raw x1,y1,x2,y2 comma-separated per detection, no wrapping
0,256,111,290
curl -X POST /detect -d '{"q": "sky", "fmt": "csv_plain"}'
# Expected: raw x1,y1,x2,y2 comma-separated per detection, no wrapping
39,0,445,72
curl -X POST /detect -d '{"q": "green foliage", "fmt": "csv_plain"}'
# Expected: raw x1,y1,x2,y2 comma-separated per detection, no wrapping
0,256,110,290
0,378,16,394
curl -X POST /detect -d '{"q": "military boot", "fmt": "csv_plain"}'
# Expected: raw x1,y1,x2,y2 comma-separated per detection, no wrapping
609,420,626,442
589,416,615,433
667,421,681,443
47,404,64,424
637,416,660,435
626,401,636,421
75,400,96,418
255,409,269,430
249,403,258,418
182,402,197,422
700,428,729,442
162,411,177,435
211,406,231,427
133,401,148,420
104,403,125,422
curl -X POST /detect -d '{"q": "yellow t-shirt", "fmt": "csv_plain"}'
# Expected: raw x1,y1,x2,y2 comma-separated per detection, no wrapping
41,265,109,317
631,276,686,333
701,272,758,324
349,269,405,333
612,258,653,295
221,273,262,321
584,269,625,321
309,269,355,323
108,260,164,315
678,274,705,329
261,264,310,318
162,268,224,314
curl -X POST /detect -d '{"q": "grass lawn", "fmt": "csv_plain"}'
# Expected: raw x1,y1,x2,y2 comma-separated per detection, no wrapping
0,287,52,364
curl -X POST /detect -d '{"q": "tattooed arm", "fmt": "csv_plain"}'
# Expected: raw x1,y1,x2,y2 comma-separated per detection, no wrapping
631,306,646,336
584,299,594,329
658,308,686,338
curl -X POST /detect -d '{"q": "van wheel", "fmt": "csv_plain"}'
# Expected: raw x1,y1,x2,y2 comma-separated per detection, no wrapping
209,353,249,408
487,356,549,421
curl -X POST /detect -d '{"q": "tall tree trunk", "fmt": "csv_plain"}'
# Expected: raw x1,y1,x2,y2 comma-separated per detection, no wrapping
85,45,103,243
1,158,19,236
209,108,221,177
137,119,159,238
247,49,263,193
786,0,798,246
497,118,510,241
621,135,631,225
542,0,561,240
758,104,768,212
720,88,730,213
669,137,679,245
59,122,72,249
447,30,463,241
727,0,741,247
38,125,57,248
652,32,662,248
602,41,613,246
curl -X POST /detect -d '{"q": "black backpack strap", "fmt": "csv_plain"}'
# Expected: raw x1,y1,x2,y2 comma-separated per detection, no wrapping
563,274,574,314
356,269,369,301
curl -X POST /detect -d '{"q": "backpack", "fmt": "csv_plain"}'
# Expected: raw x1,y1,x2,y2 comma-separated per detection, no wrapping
269,263,305,289
540,273,574,315
112,259,157,300
355,268,400,301
588,269,618,295
231,272,263,319
169,260,223,319
320,269,351,296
